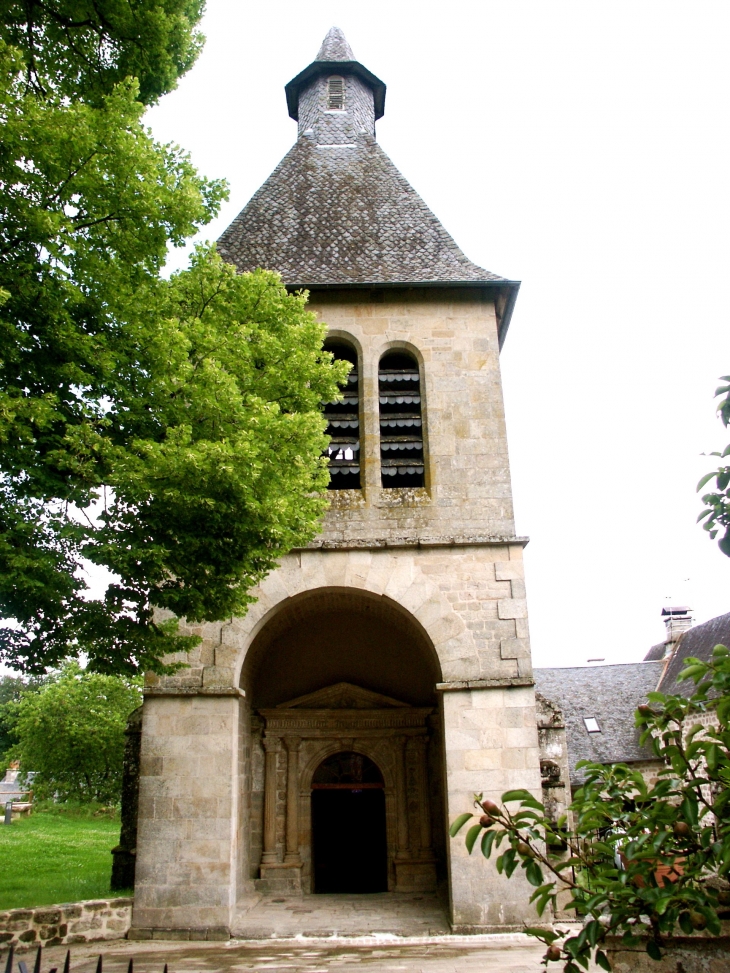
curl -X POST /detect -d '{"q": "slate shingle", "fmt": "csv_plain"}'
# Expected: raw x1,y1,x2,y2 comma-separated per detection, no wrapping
534,662,665,786
218,28,515,302
657,611,730,697
218,137,505,288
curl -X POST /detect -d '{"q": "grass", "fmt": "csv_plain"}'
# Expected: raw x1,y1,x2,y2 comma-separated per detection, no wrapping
0,806,131,910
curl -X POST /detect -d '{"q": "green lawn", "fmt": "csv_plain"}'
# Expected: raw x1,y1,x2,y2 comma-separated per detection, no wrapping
0,811,131,910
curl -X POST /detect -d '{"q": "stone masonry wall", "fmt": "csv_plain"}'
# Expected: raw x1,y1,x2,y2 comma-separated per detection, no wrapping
134,289,541,933
0,899,131,949
145,288,525,694
307,288,516,545
604,926,730,973
131,694,241,937
442,685,542,932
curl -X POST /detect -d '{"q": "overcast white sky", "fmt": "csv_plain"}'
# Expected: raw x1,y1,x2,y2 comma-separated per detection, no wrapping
143,0,730,669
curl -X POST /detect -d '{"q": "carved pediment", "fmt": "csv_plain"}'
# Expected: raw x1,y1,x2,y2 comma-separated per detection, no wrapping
276,682,409,710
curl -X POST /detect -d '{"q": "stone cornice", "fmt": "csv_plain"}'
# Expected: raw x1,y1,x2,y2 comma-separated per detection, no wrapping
436,677,534,691
294,535,529,553
144,686,244,698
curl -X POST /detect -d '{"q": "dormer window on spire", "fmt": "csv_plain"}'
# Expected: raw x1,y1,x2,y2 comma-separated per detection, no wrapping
327,76,345,110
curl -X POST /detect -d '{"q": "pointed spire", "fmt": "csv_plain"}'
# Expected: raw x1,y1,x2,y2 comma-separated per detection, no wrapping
316,27,354,62
285,29,386,123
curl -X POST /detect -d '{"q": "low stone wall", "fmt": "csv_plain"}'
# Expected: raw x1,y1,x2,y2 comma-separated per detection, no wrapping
0,898,132,949
604,927,730,973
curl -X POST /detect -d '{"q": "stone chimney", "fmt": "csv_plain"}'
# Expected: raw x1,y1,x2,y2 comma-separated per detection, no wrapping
661,606,693,657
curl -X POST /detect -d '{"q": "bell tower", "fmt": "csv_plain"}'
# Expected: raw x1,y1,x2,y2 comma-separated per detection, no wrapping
132,27,542,939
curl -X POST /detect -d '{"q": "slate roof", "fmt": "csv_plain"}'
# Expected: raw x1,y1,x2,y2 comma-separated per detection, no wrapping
218,138,507,289
316,26,354,61
643,641,667,661
534,662,665,785
657,610,730,697
218,28,518,342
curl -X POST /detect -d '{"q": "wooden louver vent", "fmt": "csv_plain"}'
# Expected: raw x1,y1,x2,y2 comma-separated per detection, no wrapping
323,344,360,489
328,76,345,110
378,352,425,488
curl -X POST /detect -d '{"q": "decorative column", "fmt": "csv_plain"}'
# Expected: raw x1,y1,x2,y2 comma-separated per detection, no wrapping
411,735,432,854
395,735,410,860
284,736,301,864
261,735,280,865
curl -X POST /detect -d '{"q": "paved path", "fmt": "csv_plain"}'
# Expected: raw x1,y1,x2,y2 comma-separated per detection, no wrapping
7,936,550,973
232,893,450,938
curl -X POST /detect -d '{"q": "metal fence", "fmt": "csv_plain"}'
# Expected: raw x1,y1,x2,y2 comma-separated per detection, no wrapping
2,947,169,973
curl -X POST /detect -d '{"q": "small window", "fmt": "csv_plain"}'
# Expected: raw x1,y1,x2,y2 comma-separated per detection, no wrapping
583,717,601,733
379,351,424,488
323,342,360,490
328,76,345,110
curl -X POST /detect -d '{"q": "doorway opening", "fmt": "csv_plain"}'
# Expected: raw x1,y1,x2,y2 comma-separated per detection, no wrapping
311,752,387,893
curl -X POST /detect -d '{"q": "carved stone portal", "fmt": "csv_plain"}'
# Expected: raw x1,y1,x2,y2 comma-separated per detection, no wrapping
256,682,437,893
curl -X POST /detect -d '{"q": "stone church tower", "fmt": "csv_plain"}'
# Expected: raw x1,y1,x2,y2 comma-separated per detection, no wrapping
130,28,542,938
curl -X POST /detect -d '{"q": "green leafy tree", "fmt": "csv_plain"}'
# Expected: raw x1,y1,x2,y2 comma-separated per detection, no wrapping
698,376,730,556
0,674,26,758
1,663,142,802
0,6,349,675
0,0,205,105
451,648,730,971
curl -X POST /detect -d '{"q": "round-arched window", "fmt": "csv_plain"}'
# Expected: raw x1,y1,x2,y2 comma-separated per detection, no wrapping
323,341,360,489
378,351,424,488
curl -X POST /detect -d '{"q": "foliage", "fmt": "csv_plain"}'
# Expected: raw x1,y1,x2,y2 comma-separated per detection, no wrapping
0,7,349,675
0,809,125,909
697,376,730,557
1,663,142,803
0,0,205,105
451,648,730,971
0,674,46,757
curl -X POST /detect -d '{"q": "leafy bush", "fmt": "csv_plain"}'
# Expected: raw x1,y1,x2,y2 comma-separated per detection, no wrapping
451,647,730,971
1,663,141,803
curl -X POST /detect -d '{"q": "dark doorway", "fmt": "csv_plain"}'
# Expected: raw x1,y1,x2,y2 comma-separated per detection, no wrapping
311,753,388,893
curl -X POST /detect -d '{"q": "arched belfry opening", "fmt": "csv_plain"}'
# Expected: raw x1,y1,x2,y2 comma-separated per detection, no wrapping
379,351,425,488
240,588,446,895
323,341,360,490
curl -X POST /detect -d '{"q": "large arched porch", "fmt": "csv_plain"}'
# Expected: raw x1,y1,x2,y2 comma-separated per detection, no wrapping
237,587,447,898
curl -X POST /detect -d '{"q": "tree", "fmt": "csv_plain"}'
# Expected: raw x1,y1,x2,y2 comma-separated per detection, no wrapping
0,674,26,758
0,0,205,105
0,7,349,675
1,663,142,803
697,376,730,556
451,648,730,971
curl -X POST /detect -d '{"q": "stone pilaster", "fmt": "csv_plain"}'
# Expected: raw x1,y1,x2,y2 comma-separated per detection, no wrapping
261,735,280,865
284,736,301,864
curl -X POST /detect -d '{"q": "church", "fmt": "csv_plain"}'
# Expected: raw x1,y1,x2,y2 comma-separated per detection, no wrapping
129,27,547,939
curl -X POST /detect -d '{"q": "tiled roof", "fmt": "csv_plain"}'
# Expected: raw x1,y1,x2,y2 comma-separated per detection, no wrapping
643,641,667,661
218,137,506,288
534,662,665,786
658,610,730,697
